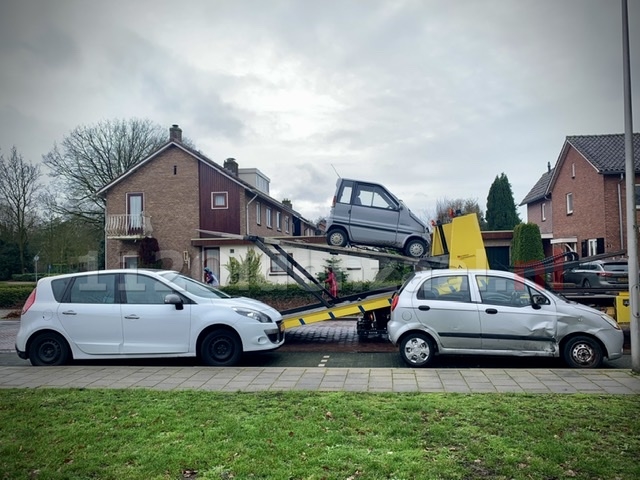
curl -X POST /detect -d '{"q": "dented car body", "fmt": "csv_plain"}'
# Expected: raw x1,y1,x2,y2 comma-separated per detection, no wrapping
387,269,624,368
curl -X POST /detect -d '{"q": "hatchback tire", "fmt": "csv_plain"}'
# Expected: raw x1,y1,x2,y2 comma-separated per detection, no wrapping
404,239,426,258
327,228,348,248
200,329,242,366
563,335,603,368
400,332,435,367
29,332,70,366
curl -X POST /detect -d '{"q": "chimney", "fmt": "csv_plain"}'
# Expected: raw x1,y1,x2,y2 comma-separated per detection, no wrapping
169,124,182,142
282,198,292,209
224,158,239,175
547,161,551,173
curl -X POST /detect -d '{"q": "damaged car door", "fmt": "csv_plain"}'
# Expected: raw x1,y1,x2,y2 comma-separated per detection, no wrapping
474,273,557,354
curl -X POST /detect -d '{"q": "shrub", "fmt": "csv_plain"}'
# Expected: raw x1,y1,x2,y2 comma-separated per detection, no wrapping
0,284,35,308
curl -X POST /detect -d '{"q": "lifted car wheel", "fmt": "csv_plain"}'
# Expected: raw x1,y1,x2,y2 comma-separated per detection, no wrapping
200,329,242,366
29,332,70,366
563,335,603,368
404,239,426,258
327,229,348,247
399,332,435,367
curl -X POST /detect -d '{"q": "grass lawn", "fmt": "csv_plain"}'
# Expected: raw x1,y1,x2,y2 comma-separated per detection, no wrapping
1,390,638,479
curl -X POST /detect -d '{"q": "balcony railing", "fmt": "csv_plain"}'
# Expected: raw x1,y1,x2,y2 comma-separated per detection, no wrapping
105,213,153,239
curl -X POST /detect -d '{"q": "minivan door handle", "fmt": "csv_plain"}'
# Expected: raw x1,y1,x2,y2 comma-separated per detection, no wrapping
61,310,77,315
418,305,431,311
124,314,140,320
485,308,498,314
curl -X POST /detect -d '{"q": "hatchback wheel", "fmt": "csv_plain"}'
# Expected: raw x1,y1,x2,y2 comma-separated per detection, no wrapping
404,239,426,258
326,229,348,247
563,336,603,368
399,332,434,367
29,332,70,366
200,329,242,366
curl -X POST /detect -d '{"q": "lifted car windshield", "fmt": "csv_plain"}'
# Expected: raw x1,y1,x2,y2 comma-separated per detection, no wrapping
159,272,231,299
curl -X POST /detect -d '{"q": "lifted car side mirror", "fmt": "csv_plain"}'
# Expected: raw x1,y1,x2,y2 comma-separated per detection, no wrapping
164,293,184,310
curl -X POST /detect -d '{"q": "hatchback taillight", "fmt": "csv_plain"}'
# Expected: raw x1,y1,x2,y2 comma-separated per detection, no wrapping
331,195,337,207
391,294,399,311
21,288,37,315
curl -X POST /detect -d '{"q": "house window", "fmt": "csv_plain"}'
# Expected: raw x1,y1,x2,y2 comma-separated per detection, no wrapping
270,253,292,274
256,202,261,225
266,207,272,228
571,163,576,178
211,192,228,209
635,185,640,209
276,211,282,231
588,239,598,256
127,193,144,235
541,203,546,222
285,216,290,233
566,193,573,215
123,255,138,269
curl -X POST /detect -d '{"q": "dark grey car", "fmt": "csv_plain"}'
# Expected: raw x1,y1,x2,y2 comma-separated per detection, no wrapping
563,260,628,288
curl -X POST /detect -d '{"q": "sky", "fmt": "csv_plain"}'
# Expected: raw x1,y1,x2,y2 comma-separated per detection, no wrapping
1,0,639,223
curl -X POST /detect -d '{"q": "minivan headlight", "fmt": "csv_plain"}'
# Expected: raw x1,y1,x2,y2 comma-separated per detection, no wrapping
232,307,272,323
600,313,620,330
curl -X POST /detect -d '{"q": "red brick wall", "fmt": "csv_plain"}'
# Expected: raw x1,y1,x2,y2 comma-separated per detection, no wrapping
105,146,200,276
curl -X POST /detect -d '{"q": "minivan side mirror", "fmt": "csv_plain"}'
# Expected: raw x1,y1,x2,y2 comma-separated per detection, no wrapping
164,293,184,310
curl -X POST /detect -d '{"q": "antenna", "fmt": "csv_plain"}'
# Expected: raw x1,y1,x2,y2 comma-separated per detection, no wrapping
330,164,341,178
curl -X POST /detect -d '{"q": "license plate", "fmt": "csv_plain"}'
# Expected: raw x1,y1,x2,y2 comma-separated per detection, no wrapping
620,277,628,283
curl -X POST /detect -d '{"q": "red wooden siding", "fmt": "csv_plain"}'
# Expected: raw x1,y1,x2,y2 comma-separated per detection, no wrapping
199,163,242,234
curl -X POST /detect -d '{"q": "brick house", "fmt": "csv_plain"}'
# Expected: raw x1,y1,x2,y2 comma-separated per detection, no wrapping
96,125,323,283
520,133,640,260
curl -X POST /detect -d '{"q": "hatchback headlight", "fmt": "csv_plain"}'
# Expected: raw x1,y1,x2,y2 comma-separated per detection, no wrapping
600,313,620,330
232,307,272,323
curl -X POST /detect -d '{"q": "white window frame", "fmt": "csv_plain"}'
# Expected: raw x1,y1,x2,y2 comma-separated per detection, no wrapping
276,211,282,231
285,216,290,233
566,192,573,215
266,207,272,228
211,191,228,209
541,202,546,222
587,239,598,256
571,163,576,178
122,255,138,269
256,202,262,225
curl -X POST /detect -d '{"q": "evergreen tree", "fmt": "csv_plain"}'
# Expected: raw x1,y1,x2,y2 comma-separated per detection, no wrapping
511,223,544,265
486,173,521,230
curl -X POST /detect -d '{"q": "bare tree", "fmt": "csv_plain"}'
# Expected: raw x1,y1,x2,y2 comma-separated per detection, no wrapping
42,118,168,227
0,147,41,272
434,197,487,229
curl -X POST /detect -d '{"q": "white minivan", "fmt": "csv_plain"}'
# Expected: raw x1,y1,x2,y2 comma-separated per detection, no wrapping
325,178,431,258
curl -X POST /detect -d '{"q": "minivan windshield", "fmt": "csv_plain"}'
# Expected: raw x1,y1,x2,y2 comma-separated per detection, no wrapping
159,272,231,299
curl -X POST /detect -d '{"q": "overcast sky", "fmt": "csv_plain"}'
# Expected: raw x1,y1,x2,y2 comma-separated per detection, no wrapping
1,0,638,222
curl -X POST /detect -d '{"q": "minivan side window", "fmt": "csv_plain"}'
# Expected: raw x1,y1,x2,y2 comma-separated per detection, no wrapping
122,273,174,305
67,274,117,304
51,277,73,302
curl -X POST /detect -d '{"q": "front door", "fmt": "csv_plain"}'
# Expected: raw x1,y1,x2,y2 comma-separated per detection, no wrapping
474,274,556,352
120,273,191,354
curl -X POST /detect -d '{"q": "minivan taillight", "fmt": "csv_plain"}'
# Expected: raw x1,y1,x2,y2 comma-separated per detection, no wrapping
21,288,37,315
391,294,399,311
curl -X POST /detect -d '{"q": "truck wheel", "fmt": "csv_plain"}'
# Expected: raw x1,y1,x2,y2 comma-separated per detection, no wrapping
200,329,242,366
29,332,70,366
327,229,348,247
563,336,603,368
404,239,426,258
399,332,434,367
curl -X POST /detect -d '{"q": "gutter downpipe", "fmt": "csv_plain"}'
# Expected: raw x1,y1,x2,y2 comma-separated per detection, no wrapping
246,193,259,236
621,0,639,372
618,177,624,250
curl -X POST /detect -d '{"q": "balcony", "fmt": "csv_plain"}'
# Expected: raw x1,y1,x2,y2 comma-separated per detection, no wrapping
105,214,153,239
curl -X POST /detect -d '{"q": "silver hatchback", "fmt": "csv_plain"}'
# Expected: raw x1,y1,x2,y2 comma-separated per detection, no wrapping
387,269,624,368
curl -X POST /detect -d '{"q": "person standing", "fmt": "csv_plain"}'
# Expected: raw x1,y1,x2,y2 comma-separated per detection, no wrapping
325,267,338,298
204,267,219,287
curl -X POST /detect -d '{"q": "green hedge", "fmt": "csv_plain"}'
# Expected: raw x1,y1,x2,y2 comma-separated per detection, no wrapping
0,284,35,309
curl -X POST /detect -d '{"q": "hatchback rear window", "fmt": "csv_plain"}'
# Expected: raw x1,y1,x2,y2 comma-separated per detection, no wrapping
51,277,73,302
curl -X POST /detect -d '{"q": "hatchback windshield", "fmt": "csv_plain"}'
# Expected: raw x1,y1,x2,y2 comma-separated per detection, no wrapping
159,272,231,299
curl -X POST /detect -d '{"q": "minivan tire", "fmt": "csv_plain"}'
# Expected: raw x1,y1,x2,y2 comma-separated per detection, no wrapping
200,329,242,366
327,228,348,248
563,335,603,368
29,332,71,366
404,239,426,258
400,332,435,367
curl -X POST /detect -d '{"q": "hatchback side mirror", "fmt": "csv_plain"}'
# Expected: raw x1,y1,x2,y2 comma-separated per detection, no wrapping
531,294,549,309
164,293,184,310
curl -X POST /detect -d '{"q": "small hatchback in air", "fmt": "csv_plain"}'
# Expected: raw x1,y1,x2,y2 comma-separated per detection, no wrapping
15,269,284,366
325,178,431,258
387,269,624,368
